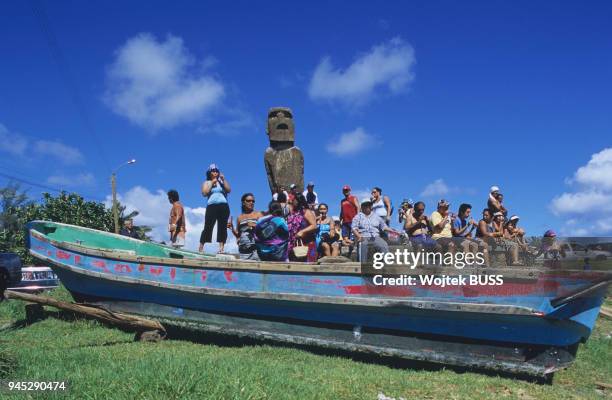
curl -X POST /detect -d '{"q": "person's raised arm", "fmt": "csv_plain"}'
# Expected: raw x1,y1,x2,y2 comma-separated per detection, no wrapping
383,196,392,219
452,220,470,236
220,173,231,194
202,181,212,197
404,216,423,235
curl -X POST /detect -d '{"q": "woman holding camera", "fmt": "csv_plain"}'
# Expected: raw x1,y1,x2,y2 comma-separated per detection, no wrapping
200,163,231,253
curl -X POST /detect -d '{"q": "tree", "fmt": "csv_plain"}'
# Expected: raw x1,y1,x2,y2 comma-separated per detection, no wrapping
0,182,30,231
0,186,152,263
0,182,30,253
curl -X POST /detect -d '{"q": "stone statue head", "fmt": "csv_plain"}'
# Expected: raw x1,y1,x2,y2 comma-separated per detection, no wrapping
267,107,295,145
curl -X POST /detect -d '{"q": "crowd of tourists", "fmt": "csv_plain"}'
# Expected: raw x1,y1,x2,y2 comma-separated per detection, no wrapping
124,163,539,265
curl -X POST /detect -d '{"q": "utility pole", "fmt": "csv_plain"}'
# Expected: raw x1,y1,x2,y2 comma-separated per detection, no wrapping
111,159,136,234
111,172,118,233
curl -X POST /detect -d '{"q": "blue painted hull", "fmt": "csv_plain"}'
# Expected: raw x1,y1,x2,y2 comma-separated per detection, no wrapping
54,265,595,347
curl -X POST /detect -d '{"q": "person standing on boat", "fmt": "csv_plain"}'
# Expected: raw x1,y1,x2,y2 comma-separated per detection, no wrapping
487,186,507,217
167,190,186,248
229,193,263,260
371,187,392,225
340,185,359,255
254,201,289,261
276,192,290,218
287,193,317,261
272,184,288,202
200,164,231,253
120,219,139,239
303,182,319,210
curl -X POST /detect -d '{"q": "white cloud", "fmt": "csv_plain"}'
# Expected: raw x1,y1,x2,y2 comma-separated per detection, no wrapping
0,123,86,166
351,188,373,205
550,191,612,215
109,186,237,253
197,108,255,136
308,37,415,105
34,140,84,165
47,173,95,187
0,123,28,156
571,148,612,190
550,148,612,235
104,33,225,130
326,127,378,156
420,179,449,197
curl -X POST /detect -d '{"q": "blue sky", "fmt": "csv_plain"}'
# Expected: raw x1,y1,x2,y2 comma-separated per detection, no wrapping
1,1,611,248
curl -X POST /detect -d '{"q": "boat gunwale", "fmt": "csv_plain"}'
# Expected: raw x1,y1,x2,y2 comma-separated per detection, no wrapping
30,249,551,317
28,221,612,280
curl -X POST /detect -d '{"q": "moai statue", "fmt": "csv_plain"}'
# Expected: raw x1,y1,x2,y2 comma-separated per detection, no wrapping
264,107,304,194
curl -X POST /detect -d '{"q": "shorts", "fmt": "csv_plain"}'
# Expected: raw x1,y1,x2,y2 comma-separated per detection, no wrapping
341,223,353,239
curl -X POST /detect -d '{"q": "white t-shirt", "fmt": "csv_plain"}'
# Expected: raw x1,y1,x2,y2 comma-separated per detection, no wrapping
303,190,319,205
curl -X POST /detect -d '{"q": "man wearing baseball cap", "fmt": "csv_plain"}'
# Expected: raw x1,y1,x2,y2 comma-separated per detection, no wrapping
487,185,506,216
340,185,360,255
352,198,396,262
431,199,455,253
303,181,319,209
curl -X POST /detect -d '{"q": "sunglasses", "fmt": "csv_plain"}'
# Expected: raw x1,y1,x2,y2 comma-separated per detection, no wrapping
244,199,255,203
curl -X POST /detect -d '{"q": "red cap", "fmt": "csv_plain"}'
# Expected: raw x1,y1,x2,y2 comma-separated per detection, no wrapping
342,185,351,191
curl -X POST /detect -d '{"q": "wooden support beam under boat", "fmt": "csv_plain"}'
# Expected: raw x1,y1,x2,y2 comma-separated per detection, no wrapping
3,290,166,340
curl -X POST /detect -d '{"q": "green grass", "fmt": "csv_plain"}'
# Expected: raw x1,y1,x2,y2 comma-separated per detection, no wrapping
0,288,610,400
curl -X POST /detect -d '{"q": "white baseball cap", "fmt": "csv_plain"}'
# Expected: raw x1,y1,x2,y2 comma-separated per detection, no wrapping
490,185,500,193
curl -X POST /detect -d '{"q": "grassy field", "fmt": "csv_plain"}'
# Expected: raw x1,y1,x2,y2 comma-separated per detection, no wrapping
0,287,610,400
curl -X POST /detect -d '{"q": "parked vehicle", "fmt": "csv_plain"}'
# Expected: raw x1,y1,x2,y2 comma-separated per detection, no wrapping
0,253,22,298
8,265,59,292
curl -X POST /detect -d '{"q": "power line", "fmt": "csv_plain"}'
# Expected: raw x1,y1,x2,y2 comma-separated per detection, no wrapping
0,171,106,202
29,0,112,172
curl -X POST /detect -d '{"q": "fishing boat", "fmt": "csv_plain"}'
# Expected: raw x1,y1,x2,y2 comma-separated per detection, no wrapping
26,220,610,377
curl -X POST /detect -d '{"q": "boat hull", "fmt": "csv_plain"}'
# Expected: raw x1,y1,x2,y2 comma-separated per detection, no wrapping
28,228,607,348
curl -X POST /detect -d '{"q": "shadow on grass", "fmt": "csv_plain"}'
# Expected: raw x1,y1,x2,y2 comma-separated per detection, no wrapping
162,323,553,385
1,306,554,385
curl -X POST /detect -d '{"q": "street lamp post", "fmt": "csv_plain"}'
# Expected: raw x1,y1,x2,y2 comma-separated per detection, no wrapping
111,159,136,234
